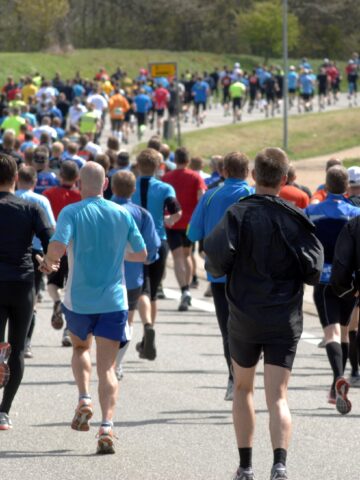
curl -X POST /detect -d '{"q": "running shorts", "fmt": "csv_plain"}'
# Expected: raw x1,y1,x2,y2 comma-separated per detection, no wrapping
142,240,169,301
47,255,68,289
229,335,298,371
313,283,356,328
127,286,142,312
194,101,206,115
166,228,193,251
232,97,242,109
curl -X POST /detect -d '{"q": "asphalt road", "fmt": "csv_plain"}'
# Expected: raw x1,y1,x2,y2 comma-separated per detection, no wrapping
1,268,359,480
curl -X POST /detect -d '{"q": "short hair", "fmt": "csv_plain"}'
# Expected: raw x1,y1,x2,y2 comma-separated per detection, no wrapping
18,165,37,185
190,156,204,171
174,147,190,165
326,166,349,194
60,161,79,183
52,142,64,156
223,152,249,179
326,158,342,171
2,130,15,149
117,151,130,168
33,146,49,164
287,164,296,183
137,148,160,175
67,142,78,155
210,155,223,172
107,136,120,151
254,147,289,188
147,136,161,152
0,153,17,185
95,153,110,173
111,170,136,198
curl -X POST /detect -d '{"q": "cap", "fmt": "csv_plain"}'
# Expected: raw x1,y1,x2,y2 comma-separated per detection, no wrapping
348,166,360,186
234,62,240,68
289,65,295,71
349,59,355,64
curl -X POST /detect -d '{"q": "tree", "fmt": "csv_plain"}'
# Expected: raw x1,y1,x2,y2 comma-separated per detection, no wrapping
240,0,300,60
15,0,70,49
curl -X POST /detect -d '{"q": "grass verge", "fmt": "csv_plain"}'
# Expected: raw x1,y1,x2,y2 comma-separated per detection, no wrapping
179,108,360,161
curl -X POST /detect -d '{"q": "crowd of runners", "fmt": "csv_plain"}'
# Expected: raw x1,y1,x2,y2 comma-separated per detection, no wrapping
0,60,360,480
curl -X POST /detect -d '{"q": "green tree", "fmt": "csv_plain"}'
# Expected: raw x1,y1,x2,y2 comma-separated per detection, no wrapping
240,0,300,60
15,0,70,49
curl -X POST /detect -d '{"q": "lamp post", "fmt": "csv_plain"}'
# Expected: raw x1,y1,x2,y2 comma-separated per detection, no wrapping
283,0,288,151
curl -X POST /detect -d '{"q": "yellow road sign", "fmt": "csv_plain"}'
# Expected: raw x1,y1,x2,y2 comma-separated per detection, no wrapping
149,62,177,78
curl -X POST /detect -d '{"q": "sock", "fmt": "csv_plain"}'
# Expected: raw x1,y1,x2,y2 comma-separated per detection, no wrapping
116,341,130,368
144,323,152,331
274,448,287,466
192,274,198,282
239,447,252,469
79,394,91,402
326,341,343,384
101,420,113,428
341,342,349,373
181,285,189,293
349,331,359,376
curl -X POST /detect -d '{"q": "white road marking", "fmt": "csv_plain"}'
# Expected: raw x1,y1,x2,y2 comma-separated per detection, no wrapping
163,288,322,346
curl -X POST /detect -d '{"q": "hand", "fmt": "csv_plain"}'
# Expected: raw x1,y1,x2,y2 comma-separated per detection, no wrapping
164,215,174,227
36,254,60,274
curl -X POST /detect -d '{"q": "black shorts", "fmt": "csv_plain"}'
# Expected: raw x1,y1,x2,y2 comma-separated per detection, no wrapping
166,228,193,251
127,286,142,311
110,118,123,130
194,101,206,114
301,93,311,101
142,240,169,301
223,88,230,104
47,255,69,288
318,87,327,96
289,88,296,94
266,92,275,103
156,108,165,117
232,97,242,109
229,335,298,371
31,249,43,296
136,112,147,126
313,283,356,328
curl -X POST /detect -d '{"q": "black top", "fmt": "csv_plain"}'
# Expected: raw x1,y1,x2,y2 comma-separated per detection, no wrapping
0,192,53,282
204,195,323,343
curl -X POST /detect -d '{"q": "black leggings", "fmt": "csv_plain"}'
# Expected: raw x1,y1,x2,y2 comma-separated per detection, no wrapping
211,282,232,381
0,281,34,414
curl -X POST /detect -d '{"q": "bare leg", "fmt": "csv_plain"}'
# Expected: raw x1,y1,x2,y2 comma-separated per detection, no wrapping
172,247,186,288
264,364,292,450
137,295,152,327
183,246,193,287
96,336,120,422
70,333,93,396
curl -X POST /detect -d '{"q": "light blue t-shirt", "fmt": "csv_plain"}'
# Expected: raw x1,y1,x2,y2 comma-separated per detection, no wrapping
132,176,177,240
288,71,298,90
16,189,56,251
51,196,145,314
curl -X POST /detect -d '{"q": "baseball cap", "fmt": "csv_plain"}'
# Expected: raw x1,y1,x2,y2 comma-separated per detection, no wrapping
348,166,360,186
289,65,295,71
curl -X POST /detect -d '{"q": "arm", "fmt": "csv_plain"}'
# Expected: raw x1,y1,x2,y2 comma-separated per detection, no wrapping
125,249,147,263
164,196,182,227
293,229,324,286
331,220,358,298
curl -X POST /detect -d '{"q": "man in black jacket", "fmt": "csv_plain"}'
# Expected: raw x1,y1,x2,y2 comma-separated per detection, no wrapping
204,147,323,480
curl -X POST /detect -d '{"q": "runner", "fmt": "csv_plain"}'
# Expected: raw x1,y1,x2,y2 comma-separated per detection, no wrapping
346,59,358,107
43,161,81,347
108,87,130,142
204,147,323,480
153,83,170,135
317,67,329,111
288,66,298,109
37,162,147,453
229,79,246,123
132,148,181,359
187,152,254,401
111,170,160,376
163,147,206,311
279,164,310,208
0,153,53,430
191,76,210,126
305,166,360,413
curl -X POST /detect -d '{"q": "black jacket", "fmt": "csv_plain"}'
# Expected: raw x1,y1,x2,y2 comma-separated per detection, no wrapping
331,216,360,299
204,195,324,343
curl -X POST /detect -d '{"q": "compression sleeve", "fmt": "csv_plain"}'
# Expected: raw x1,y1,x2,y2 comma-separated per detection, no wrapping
164,196,181,215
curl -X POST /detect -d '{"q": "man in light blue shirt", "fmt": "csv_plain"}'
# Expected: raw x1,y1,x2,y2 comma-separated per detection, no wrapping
188,152,253,401
16,165,56,358
38,162,147,454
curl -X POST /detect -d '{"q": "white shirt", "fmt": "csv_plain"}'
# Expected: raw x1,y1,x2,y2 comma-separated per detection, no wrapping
87,94,108,113
69,104,87,125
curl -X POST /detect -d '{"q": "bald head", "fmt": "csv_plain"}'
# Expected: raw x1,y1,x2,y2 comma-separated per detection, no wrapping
80,161,106,197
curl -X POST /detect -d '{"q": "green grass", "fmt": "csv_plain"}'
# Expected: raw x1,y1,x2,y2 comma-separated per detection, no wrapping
343,158,360,168
179,108,360,161
0,48,347,86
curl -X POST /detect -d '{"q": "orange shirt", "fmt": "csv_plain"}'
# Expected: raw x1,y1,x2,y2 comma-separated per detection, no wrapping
279,184,310,209
108,94,130,120
311,189,327,204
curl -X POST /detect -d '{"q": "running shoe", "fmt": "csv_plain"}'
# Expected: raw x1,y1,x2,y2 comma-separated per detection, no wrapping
270,463,288,479
327,386,336,405
51,300,64,330
335,377,352,415
115,363,124,381
141,326,156,361
0,342,11,389
136,338,144,355
0,412,13,430
71,399,93,431
204,284,213,297
232,467,255,480
157,284,166,299
349,372,360,388
24,340,33,359
178,290,191,312
62,329,72,347
190,277,199,289
317,338,326,348
224,378,234,401
96,425,116,454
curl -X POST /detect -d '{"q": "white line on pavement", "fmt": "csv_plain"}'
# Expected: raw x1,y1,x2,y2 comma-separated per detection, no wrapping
163,287,322,346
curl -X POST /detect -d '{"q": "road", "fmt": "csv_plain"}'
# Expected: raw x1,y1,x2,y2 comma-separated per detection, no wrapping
1,267,359,480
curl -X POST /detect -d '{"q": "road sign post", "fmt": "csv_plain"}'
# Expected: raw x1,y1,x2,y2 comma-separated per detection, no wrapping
149,62,181,146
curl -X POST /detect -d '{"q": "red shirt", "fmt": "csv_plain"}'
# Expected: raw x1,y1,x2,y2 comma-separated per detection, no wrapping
279,185,309,209
43,185,81,219
153,87,169,110
163,168,206,230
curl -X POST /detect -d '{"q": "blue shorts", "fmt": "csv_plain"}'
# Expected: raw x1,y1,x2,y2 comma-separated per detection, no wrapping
62,305,128,343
